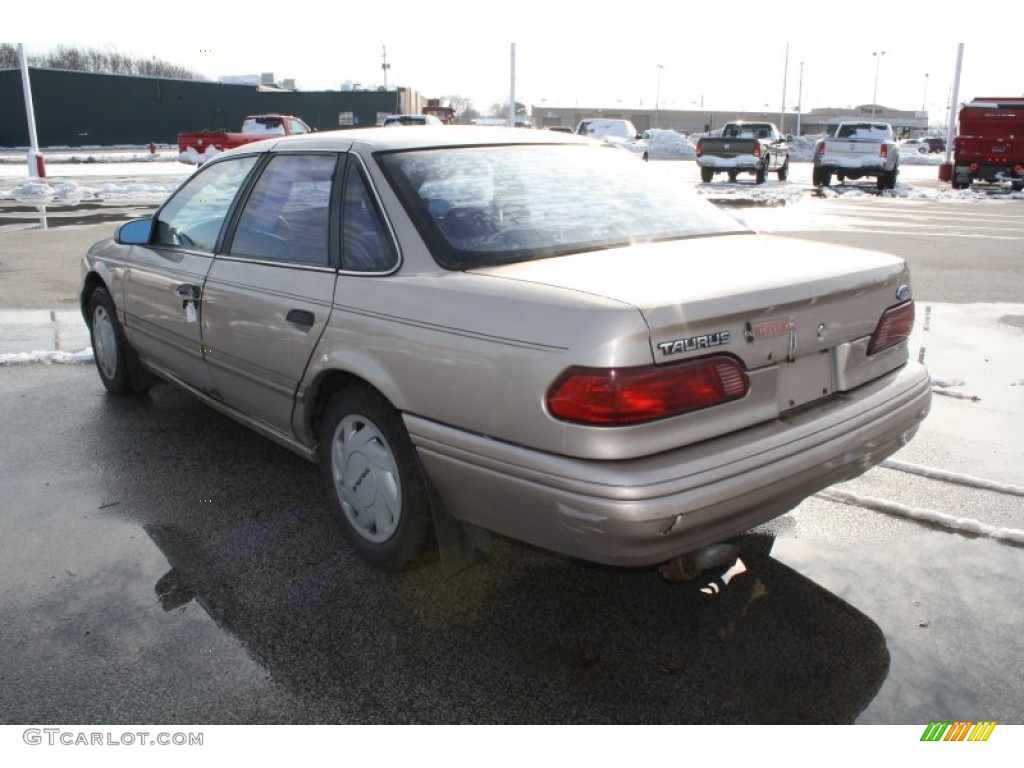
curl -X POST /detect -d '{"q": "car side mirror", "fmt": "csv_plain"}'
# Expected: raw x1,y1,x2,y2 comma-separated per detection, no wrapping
116,218,154,245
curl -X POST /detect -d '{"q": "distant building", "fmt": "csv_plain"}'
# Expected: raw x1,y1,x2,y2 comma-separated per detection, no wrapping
531,104,929,137
0,67,429,147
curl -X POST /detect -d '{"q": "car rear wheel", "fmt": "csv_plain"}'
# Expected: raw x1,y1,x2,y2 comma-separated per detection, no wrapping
755,158,768,184
700,167,714,183
87,286,146,395
777,158,789,181
319,386,432,572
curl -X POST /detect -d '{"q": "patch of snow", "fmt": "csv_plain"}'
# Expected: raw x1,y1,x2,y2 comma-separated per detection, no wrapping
881,459,1024,497
818,488,1024,545
0,349,93,365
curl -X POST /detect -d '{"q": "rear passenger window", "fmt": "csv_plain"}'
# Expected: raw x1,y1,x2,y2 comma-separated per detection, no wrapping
342,164,398,273
230,154,336,266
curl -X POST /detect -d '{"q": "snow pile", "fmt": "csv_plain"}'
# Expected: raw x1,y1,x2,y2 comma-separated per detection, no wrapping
2,179,177,204
646,129,696,160
10,182,55,201
178,146,220,165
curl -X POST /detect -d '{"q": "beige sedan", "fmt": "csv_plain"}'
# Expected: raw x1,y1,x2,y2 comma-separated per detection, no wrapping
81,127,931,572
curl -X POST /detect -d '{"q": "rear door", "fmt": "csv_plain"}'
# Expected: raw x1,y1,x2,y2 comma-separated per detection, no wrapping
201,152,340,435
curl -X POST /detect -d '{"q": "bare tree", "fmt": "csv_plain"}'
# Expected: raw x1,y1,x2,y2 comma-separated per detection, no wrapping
0,43,208,80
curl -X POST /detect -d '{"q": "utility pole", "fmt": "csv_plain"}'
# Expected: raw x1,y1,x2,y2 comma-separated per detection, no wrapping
381,45,390,90
508,44,516,127
872,50,886,116
18,43,45,178
655,64,663,128
796,61,804,136
780,44,789,134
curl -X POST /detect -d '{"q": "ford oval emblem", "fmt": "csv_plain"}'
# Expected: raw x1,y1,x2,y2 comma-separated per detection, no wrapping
896,284,911,302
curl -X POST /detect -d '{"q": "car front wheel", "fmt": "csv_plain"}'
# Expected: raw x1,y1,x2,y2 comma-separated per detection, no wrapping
319,386,432,571
87,286,143,395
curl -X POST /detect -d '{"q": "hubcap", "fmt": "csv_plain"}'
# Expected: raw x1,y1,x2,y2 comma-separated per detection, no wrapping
330,414,401,543
92,305,118,380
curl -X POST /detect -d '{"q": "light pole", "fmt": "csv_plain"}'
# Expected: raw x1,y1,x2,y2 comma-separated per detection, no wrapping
872,50,886,116
922,72,929,113
381,45,390,90
655,64,663,128
796,61,804,136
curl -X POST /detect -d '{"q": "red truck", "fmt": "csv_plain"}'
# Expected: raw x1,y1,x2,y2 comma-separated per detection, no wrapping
951,98,1024,191
177,114,312,164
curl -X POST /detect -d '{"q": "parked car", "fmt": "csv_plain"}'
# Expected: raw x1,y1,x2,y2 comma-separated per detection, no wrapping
177,114,311,165
898,139,929,155
814,122,900,190
575,118,649,159
922,136,946,153
381,114,443,127
951,97,1024,190
81,127,931,572
695,122,789,183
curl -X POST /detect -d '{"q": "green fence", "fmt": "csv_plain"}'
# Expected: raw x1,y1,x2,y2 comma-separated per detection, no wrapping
0,68,402,147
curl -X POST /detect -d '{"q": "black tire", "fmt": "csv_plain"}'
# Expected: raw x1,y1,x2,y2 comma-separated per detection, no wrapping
777,158,789,181
836,172,845,183
87,286,144,395
319,385,431,572
813,167,831,187
642,152,649,162
755,158,768,184
700,167,714,183
727,171,738,183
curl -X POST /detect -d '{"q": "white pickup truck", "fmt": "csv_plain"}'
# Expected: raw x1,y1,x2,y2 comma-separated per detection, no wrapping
813,121,899,190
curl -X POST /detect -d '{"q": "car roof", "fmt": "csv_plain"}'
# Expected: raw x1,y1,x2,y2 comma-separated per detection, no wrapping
231,126,592,155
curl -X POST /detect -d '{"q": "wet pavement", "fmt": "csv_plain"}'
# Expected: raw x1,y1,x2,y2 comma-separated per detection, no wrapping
0,366,1020,724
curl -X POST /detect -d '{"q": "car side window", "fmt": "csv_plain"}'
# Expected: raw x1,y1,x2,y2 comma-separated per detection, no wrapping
153,156,258,251
229,154,337,266
342,163,398,273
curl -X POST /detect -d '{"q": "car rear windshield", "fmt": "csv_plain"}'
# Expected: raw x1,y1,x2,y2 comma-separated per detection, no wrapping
379,144,747,269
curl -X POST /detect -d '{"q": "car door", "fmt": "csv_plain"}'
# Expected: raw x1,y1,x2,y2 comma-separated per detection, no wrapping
200,152,340,435
122,155,258,391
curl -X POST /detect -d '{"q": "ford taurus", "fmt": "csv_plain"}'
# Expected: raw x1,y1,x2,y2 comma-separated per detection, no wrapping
81,127,931,572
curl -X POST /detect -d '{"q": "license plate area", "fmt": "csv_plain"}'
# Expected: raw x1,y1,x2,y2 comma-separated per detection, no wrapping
777,350,835,413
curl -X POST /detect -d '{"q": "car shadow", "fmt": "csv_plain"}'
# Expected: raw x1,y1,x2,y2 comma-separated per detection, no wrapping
92,381,891,724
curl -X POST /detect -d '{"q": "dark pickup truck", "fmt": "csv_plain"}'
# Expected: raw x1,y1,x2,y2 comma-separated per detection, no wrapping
696,122,790,184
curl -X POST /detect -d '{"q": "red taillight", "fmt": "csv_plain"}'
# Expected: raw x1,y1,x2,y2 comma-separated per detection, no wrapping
696,139,703,154
969,162,979,172
753,144,761,157
816,141,825,156
546,356,749,425
867,301,915,355
880,144,889,158
1015,164,1023,174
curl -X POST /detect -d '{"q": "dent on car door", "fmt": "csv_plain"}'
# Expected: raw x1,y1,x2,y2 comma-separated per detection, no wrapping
124,155,258,391
201,153,340,434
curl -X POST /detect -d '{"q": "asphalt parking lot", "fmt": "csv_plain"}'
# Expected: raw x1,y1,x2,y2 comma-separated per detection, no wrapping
1,161,1022,726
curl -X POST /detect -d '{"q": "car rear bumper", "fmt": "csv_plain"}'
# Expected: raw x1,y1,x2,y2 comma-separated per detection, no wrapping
817,157,891,172
405,362,932,567
697,154,760,170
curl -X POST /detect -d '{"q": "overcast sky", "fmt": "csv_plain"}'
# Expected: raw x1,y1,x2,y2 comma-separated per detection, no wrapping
13,6,1022,122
